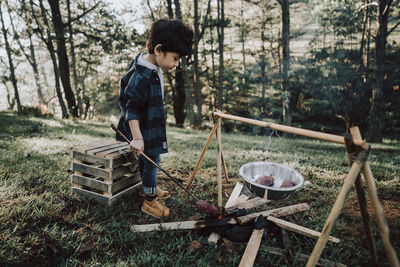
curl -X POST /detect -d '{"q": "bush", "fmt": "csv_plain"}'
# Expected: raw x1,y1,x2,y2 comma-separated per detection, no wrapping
19,105,53,118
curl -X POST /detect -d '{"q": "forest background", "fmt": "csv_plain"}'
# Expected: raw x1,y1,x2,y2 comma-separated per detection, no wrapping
1,0,400,265
0,0,399,141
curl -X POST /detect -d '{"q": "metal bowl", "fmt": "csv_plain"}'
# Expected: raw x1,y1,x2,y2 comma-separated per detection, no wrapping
239,161,305,200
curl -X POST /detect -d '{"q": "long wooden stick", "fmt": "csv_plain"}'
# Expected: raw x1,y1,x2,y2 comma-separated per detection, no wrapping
237,203,310,224
344,131,378,267
211,111,367,149
226,196,270,213
306,149,368,267
224,182,244,209
111,124,200,201
350,127,400,267
239,228,264,267
217,117,223,216
221,151,229,183
181,117,221,198
267,216,340,243
130,217,237,232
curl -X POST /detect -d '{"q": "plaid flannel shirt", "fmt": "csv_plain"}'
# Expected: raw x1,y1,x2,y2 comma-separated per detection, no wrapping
116,54,168,156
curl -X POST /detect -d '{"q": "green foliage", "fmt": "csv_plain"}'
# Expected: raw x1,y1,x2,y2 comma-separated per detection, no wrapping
1,111,399,266
18,106,53,118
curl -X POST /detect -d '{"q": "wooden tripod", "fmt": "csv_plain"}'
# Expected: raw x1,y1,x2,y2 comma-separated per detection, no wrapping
181,111,399,267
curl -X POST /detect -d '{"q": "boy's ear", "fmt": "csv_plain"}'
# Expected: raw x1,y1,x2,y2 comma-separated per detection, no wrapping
154,44,163,55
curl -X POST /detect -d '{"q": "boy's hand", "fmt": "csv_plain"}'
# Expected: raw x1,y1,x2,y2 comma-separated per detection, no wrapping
130,139,144,155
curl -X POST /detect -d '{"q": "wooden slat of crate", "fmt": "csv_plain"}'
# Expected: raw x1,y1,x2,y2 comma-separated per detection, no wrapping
72,182,142,205
72,161,131,180
72,150,129,169
75,140,119,153
97,146,130,156
72,150,111,167
112,173,141,193
71,174,109,192
71,172,140,194
86,143,128,155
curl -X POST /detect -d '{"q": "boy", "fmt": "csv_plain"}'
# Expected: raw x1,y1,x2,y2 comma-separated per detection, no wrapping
116,19,193,219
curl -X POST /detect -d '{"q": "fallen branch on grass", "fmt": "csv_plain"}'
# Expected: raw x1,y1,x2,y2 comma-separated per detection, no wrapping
226,197,270,214
130,217,236,232
267,216,340,243
237,203,310,224
131,203,310,233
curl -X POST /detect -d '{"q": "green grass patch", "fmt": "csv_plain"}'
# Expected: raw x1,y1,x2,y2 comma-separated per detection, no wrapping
0,111,399,266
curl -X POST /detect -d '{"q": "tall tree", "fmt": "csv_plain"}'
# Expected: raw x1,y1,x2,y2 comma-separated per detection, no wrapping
175,0,195,127
66,0,83,116
8,1,45,106
0,57,16,110
0,1,22,113
31,0,69,118
47,0,78,118
216,0,225,110
368,0,395,142
278,0,291,125
193,0,201,126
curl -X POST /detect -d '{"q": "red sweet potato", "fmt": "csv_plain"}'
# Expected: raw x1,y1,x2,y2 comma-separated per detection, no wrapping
255,175,275,186
196,200,218,216
280,180,294,188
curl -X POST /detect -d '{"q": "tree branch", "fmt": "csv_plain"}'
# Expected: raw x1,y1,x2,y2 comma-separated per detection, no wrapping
64,1,101,26
198,0,212,41
387,20,400,36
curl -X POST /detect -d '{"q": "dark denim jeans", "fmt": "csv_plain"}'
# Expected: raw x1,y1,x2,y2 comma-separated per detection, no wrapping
138,154,160,195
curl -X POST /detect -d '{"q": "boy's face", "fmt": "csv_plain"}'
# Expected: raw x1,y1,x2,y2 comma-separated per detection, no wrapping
155,47,181,71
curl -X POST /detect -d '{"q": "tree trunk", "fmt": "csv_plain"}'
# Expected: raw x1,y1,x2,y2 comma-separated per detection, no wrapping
35,0,68,118
3,82,16,110
48,0,78,118
260,9,267,113
216,0,225,110
240,0,246,85
0,2,22,112
173,66,186,127
67,0,83,117
209,24,217,93
368,0,392,142
8,1,45,106
29,36,46,106
361,0,370,79
166,0,173,19
193,0,202,126
174,0,195,126
280,0,291,125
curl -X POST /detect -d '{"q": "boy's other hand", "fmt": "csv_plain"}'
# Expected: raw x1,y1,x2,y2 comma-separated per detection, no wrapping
130,139,144,155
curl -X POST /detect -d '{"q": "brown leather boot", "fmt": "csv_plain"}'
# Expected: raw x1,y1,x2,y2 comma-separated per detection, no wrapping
141,197,170,219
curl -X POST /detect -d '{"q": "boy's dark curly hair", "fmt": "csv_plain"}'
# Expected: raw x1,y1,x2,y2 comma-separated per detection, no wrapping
147,19,193,57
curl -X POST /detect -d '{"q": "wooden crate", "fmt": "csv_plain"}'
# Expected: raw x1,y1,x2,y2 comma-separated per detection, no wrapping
71,140,141,205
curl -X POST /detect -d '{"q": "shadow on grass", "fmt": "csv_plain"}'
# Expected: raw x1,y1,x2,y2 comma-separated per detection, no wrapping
0,111,114,140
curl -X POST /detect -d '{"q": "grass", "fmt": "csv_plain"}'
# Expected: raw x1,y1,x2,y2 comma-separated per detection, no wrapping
0,111,399,266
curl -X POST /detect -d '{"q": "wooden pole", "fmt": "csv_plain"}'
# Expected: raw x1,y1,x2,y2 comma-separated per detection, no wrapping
350,127,400,267
211,111,367,149
181,117,220,198
217,117,223,216
221,150,229,183
214,121,230,183
237,203,310,224
306,149,368,267
267,216,340,243
239,228,264,267
344,132,378,267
